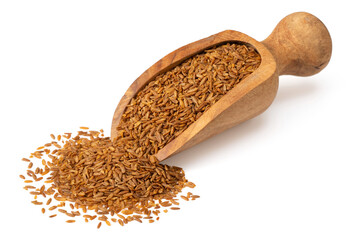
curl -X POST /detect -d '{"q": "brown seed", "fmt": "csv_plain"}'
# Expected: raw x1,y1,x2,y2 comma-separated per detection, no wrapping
31,201,43,205
58,209,67,214
49,214,57,218
98,215,108,221
52,142,61,148
170,199,179,205
81,206,87,213
185,182,196,188
66,220,75,223
97,222,102,229
134,218,142,223
42,208,45,214
28,162,33,169
19,175,25,179
20,43,261,227
72,211,80,216
181,196,189,201
66,212,75,217
48,206,57,211
35,177,43,182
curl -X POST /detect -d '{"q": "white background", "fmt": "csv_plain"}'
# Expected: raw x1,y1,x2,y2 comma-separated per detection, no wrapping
0,0,354,239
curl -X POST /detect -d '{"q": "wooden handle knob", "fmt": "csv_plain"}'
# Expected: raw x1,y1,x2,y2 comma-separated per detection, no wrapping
262,12,332,76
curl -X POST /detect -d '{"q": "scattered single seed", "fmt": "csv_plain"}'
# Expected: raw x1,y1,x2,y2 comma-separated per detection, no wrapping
186,182,196,188
181,196,189,201
48,206,57,211
58,209,67,214
170,207,180,210
31,201,43,205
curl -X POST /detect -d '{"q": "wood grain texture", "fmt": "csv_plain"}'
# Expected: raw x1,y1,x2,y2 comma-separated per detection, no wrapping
111,12,332,162
262,12,332,76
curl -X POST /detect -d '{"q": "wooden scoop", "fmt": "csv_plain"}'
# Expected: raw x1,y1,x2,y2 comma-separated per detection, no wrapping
111,12,332,161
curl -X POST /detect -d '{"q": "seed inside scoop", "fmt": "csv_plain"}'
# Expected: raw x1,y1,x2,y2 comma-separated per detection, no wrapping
20,43,261,227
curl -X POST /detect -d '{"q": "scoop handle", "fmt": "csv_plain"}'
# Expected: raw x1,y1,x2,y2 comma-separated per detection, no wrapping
262,12,332,76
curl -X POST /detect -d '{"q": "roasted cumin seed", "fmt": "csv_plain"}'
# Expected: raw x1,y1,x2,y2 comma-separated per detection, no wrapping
20,42,260,227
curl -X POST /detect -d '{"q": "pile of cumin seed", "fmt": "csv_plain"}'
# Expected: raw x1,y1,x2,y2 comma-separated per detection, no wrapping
20,43,261,228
